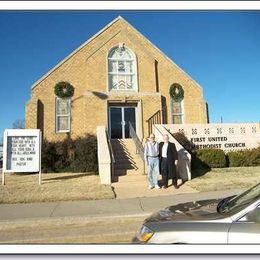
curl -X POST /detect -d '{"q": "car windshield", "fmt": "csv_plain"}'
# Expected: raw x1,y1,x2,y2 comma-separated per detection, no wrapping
219,183,260,215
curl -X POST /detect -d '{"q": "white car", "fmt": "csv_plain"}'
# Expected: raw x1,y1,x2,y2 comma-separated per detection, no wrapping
133,183,260,244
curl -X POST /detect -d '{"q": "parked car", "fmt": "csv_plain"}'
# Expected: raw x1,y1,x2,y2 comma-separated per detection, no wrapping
133,183,260,244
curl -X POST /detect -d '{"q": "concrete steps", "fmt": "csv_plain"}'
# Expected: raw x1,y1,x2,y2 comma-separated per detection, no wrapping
111,139,144,183
110,139,197,199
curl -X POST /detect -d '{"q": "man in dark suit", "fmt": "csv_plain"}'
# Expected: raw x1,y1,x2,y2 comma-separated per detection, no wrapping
159,134,179,189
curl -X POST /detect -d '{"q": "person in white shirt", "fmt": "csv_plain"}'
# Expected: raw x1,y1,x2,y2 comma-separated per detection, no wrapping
144,133,160,190
159,134,178,189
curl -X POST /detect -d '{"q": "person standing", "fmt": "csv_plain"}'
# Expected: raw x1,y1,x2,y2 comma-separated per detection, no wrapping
159,134,179,189
144,133,160,190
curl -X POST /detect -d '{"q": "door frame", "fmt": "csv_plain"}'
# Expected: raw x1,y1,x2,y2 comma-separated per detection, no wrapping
108,105,137,139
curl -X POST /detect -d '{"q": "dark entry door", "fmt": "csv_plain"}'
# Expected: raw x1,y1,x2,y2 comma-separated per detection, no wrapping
124,107,136,138
110,107,136,139
110,107,123,139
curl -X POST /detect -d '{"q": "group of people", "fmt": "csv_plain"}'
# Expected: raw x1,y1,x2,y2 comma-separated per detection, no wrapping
143,133,179,190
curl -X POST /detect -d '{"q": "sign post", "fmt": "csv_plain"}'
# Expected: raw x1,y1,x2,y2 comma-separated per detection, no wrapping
39,132,42,185
1,165,4,185
2,129,41,185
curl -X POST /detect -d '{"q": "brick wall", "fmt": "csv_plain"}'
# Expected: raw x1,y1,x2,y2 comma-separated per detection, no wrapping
25,17,208,141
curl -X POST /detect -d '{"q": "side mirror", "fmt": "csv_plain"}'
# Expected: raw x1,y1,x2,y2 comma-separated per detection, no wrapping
217,197,229,213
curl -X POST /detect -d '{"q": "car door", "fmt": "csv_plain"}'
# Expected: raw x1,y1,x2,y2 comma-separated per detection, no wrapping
228,205,260,244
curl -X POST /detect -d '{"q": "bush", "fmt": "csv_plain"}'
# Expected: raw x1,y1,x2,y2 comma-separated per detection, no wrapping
70,135,98,172
41,139,57,173
194,149,227,168
227,146,260,167
54,137,74,172
226,151,247,167
191,153,211,178
41,134,98,173
249,146,260,166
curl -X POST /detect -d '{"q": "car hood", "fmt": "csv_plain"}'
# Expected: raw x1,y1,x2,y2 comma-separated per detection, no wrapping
144,198,225,223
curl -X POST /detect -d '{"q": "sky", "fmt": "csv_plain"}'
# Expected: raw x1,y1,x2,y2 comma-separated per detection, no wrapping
0,11,260,140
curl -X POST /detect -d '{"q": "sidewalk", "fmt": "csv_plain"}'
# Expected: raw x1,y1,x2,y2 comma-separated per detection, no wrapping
112,178,198,199
0,189,243,223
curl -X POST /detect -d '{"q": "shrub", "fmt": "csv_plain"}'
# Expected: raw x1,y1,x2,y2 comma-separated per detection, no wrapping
70,135,98,172
191,153,211,173
227,146,260,167
41,134,98,173
249,146,260,166
226,151,247,167
54,137,74,172
194,149,227,168
41,139,57,173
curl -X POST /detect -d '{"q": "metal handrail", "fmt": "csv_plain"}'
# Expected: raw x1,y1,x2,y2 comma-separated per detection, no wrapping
147,110,161,136
106,129,115,164
129,122,145,162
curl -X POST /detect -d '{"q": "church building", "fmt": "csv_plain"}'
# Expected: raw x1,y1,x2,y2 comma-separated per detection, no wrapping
25,16,208,142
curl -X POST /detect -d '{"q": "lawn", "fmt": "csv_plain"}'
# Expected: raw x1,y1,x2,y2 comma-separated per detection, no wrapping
0,167,259,204
187,166,260,192
0,172,115,204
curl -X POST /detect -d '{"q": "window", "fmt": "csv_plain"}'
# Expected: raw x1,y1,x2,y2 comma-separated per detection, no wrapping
108,44,137,91
238,207,260,223
172,99,184,124
56,98,71,132
218,183,260,216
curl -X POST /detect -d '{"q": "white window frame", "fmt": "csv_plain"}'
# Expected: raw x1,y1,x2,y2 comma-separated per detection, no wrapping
55,97,71,133
108,46,138,91
171,99,185,124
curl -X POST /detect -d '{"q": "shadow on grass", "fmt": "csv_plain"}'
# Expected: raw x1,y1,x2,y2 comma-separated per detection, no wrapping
44,172,96,181
191,155,211,179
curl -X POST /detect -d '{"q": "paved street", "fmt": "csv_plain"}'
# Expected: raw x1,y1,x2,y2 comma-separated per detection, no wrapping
0,215,145,243
0,189,243,243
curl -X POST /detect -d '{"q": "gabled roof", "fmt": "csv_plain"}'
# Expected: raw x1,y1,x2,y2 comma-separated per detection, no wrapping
31,16,202,90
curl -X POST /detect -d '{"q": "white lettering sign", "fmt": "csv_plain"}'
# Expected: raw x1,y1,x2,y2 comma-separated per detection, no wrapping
161,123,260,153
3,129,41,172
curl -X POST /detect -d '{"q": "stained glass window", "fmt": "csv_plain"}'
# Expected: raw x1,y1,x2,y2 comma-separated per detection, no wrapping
108,45,137,90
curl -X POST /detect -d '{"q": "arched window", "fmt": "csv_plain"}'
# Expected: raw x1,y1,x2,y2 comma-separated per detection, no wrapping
108,44,137,91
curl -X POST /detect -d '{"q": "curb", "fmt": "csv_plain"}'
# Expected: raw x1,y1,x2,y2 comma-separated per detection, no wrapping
0,212,152,230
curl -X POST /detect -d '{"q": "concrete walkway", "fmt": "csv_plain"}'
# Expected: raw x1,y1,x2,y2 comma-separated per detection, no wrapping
112,178,198,199
0,189,243,222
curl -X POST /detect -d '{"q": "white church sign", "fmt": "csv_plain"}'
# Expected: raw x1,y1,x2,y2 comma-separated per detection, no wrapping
2,129,42,185
163,123,260,153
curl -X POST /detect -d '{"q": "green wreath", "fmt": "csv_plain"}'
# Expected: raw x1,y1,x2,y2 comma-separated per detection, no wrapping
169,83,184,102
54,81,74,98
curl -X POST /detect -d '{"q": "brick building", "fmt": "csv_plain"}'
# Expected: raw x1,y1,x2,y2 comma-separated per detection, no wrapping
25,16,208,142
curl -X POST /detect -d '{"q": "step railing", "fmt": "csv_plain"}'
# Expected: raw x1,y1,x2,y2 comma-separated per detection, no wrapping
129,122,146,174
129,122,144,161
147,110,161,137
146,105,167,136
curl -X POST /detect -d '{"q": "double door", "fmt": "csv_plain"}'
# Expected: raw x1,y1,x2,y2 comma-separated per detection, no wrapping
109,106,136,139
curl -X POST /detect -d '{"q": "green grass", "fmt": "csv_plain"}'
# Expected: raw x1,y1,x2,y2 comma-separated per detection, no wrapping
187,166,260,192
